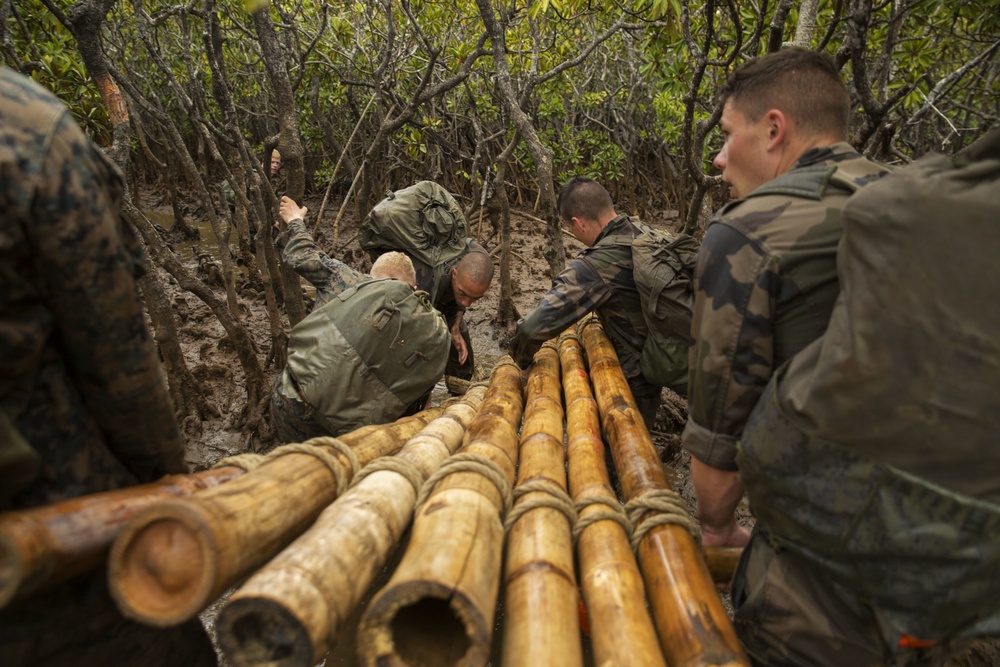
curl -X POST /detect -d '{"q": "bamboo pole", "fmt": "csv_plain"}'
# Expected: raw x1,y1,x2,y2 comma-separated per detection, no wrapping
559,329,667,667
216,386,487,667
579,318,749,667
502,342,581,666
107,407,442,627
0,467,241,609
357,359,524,667
704,547,742,584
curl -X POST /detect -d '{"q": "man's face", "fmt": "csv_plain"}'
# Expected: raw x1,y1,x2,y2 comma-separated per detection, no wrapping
713,99,774,200
270,154,282,175
451,268,488,309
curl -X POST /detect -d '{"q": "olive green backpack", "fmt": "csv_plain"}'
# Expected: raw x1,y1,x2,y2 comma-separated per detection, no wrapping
359,181,468,269
596,220,700,394
286,278,450,436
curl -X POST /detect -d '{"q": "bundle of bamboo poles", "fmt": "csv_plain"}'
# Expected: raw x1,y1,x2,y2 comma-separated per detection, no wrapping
107,407,443,626
0,466,242,608
501,342,580,666
357,358,525,667
579,318,749,667
216,385,488,667
559,329,667,666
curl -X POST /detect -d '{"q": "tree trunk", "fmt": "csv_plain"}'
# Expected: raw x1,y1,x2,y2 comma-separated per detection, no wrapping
474,0,564,279
251,5,307,327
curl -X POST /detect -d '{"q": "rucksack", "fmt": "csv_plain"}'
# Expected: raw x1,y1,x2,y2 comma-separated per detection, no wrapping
359,181,468,270
738,130,1000,641
596,219,700,393
286,278,450,436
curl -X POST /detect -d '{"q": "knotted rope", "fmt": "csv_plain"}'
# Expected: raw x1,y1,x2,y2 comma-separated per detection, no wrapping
625,489,701,552
213,436,361,493
503,479,577,533
571,493,632,544
414,452,513,518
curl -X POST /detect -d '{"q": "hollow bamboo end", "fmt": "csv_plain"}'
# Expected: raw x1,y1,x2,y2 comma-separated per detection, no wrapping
108,502,217,627
359,583,488,667
0,513,51,609
217,595,313,667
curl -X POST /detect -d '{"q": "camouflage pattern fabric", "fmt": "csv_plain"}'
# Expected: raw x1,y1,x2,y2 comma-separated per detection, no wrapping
0,67,187,509
0,67,215,666
682,143,889,470
731,528,975,667
270,371,331,444
272,219,365,441
508,214,658,425
281,217,363,308
732,134,1000,662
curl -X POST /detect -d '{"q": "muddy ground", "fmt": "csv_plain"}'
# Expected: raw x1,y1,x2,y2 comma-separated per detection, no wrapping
151,192,997,666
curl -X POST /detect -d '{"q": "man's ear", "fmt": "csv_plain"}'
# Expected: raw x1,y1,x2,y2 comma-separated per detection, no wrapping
766,109,788,149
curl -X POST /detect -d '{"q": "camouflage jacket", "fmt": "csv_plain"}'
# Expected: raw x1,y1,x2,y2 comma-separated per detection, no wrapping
0,68,186,508
682,143,889,470
509,214,650,388
411,239,489,326
282,218,363,308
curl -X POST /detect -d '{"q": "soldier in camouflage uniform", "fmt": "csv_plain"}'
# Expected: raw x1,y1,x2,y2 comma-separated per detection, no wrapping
0,68,215,665
507,177,660,428
682,47,890,550
733,130,1000,665
680,48,889,663
270,196,429,443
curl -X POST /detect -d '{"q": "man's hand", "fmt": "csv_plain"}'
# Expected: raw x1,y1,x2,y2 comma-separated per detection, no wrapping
690,457,751,548
451,328,468,364
278,196,307,226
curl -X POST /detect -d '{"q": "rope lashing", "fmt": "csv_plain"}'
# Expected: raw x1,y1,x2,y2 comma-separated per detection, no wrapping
414,452,513,518
625,489,701,552
350,455,425,496
571,493,632,544
503,479,577,533
213,436,361,493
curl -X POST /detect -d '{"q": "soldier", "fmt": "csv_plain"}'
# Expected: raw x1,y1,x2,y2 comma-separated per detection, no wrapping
0,68,216,664
270,196,448,443
507,177,660,429
681,47,890,550
732,130,1000,665
412,244,493,383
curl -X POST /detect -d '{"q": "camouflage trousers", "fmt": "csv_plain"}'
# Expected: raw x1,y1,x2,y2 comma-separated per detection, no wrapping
732,530,975,667
269,371,332,445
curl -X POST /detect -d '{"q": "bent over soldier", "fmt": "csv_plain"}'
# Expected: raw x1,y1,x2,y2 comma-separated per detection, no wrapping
0,67,216,665
270,197,448,443
507,177,660,429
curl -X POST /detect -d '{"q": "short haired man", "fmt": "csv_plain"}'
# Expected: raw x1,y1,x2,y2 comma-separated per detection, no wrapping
0,67,216,665
410,241,494,383
270,197,448,443
508,177,660,428
682,47,890,549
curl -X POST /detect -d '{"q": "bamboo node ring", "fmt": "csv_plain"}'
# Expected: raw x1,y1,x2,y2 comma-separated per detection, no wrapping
350,455,425,495
213,436,360,493
503,479,577,533
571,493,631,544
625,490,701,551
414,452,513,518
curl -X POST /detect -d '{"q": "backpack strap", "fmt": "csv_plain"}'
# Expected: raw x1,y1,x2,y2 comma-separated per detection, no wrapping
747,164,859,201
